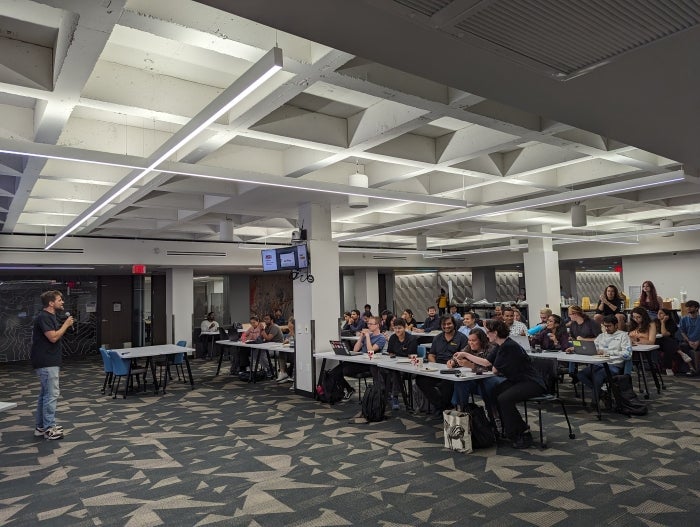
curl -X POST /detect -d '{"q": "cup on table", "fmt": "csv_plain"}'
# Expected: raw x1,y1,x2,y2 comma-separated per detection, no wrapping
408,354,419,367
367,349,374,360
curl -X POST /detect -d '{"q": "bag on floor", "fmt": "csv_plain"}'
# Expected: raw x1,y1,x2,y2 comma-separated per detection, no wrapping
361,384,386,422
611,374,648,416
315,366,345,404
411,380,431,414
443,410,472,453
464,403,496,448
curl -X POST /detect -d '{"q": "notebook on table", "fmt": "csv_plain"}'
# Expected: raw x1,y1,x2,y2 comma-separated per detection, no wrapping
330,339,361,356
571,339,598,355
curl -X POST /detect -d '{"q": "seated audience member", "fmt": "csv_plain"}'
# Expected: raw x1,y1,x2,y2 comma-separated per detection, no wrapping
401,309,418,331
449,305,462,325
348,309,366,333
477,320,546,448
261,314,288,383
201,312,219,332
528,308,552,336
628,307,658,345
379,310,393,332
578,315,632,406
679,300,700,375
451,329,505,414
492,305,504,321
414,306,441,333
283,317,295,345
458,311,486,337
416,315,468,414
656,308,684,373
384,319,418,410
381,313,395,337
567,305,601,348
273,309,286,326
237,316,270,374
363,304,373,318
594,284,626,329
503,306,528,337
639,280,664,320
531,314,569,351
512,307,527,327
338,316,387,400
341,312,352,332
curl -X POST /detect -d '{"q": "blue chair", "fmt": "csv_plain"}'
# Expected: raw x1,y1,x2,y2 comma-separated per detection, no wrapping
108,350,147,399
417,345,427,361
99,347,113,394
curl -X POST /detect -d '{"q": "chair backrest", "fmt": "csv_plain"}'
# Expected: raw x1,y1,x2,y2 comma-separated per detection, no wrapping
108,350,131,376
176,340,187,347
417,344,427,359
99,347,113,373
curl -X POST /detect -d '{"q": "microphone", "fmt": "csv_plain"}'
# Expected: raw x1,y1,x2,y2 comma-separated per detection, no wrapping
65,311,76,332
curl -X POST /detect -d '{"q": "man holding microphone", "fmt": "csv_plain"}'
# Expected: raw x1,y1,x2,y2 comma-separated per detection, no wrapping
31,290,73,440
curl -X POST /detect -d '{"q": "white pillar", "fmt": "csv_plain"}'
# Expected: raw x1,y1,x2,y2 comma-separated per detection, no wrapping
523,225,561,313
293,203,341,395
166,268,194,345
354,269,379,314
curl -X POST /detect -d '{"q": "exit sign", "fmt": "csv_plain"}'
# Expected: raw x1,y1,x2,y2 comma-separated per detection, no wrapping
132,264,147,275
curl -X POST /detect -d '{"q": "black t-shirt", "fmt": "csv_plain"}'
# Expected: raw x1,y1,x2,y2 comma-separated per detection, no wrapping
422,316,441,332
387,333,418,357
30,310,62,369
486,337,543,386
595,297,624,316
570,318,601,339
430,331,468,363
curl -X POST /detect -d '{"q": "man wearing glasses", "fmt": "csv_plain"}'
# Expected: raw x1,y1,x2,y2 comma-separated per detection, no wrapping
339,316,387,399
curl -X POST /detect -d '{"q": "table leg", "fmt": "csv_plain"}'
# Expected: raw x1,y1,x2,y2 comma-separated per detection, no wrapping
147,357,159,394
216,342,224,376
634,350,651,399
184,354,194,389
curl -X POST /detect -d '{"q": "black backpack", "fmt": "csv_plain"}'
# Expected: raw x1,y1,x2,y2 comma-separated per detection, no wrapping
611,374,648,416
464,403,496,448
315,366,345,404
361,384,386,422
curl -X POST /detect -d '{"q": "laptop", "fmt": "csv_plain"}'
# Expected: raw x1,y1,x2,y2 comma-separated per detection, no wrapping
572,339,598,355
510,334,532,351
330,339,361,356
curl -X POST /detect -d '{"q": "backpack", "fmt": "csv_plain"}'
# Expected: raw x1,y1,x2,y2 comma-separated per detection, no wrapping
464,403,496,448
611,374,648,416
361,384,386,422
411,380,431,414
315,366,345,404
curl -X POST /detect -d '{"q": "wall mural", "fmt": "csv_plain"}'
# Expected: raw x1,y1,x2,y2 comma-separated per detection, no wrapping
249,275,294,322
0,279,98,362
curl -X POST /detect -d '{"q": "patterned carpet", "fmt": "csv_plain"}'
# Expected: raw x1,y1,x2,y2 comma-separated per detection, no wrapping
1,358,699,526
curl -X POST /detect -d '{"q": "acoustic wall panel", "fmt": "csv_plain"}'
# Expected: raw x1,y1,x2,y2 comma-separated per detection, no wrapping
575,272,622,307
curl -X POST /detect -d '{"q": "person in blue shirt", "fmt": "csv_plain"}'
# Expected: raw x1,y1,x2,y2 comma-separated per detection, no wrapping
414,306,441,333
679,300,700,374
449,305,462,325
348,309,366,333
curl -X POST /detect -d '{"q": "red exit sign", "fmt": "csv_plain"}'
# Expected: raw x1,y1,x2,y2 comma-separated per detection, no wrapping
132,264,147,275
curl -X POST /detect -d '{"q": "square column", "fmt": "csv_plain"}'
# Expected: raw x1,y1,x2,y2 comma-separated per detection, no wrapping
293,203,340,395
354,269,379,313
166,268,194,345
523,226,561,313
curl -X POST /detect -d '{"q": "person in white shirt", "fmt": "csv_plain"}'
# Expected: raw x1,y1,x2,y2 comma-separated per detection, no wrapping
200,312,219,332
503,306,527,337
578,315,632,406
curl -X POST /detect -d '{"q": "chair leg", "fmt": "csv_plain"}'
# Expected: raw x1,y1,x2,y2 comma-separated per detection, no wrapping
102,373,109,394
113,376,121,399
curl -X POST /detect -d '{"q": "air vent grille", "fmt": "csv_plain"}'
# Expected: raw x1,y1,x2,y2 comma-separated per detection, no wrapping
394,0,452,17
0,246,84,254
372,255,408,260
166,250,227,257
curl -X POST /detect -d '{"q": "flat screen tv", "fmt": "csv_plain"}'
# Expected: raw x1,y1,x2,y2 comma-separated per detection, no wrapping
261,244,309,272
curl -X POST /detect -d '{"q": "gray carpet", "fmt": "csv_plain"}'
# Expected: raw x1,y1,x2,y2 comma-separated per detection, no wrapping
1,358,699,526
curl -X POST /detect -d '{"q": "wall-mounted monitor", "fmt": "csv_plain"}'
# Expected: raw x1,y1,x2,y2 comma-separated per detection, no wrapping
261,244,310,272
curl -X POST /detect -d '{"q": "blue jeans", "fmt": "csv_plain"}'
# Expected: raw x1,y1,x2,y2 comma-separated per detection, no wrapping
452,375,507,408
35,366,60,429
578,364,621,403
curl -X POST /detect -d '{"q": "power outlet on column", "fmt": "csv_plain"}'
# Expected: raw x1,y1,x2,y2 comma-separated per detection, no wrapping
304,326,309,334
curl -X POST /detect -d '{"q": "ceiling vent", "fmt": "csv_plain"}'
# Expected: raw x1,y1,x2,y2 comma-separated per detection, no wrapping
390,0,700,80
166,250,227,257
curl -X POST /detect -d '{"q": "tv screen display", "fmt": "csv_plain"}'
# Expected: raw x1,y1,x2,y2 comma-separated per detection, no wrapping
260,244,310,272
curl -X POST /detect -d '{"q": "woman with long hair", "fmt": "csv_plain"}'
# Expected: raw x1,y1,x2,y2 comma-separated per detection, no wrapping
457,320,545,449
628,307,657,345
532,314,569,352
639,280,663,320
401,309,417,331
656,308,695,374
594,284,626,330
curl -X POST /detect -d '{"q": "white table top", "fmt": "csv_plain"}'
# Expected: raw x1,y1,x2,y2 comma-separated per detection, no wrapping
314,351,490,382
115,344,194,359
0,401,17,412
216,340,292,351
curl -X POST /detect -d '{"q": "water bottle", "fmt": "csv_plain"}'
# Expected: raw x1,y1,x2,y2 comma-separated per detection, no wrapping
680,286,687,304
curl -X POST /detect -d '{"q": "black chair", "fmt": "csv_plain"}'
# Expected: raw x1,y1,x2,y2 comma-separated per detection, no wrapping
523,357,576,448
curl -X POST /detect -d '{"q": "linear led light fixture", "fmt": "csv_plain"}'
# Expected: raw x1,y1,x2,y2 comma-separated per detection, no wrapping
0,266,95,270
422,245,523,258
338,247,433,257
479,227,640,245
44,48,284,250
336,171,686,242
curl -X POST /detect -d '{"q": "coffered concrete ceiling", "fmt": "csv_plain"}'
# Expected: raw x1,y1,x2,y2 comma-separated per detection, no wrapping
1,0,699,264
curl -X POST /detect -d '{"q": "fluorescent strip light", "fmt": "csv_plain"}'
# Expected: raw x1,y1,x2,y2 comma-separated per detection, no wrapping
422,245,521,258
44,48,284,250
339,247,433,256
336,172,685,242
480,227,640,245
0,266,95,270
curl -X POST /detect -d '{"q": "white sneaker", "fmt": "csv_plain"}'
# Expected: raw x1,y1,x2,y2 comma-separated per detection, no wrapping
276,372,289,383
35,425,63,437
44,426,64,440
